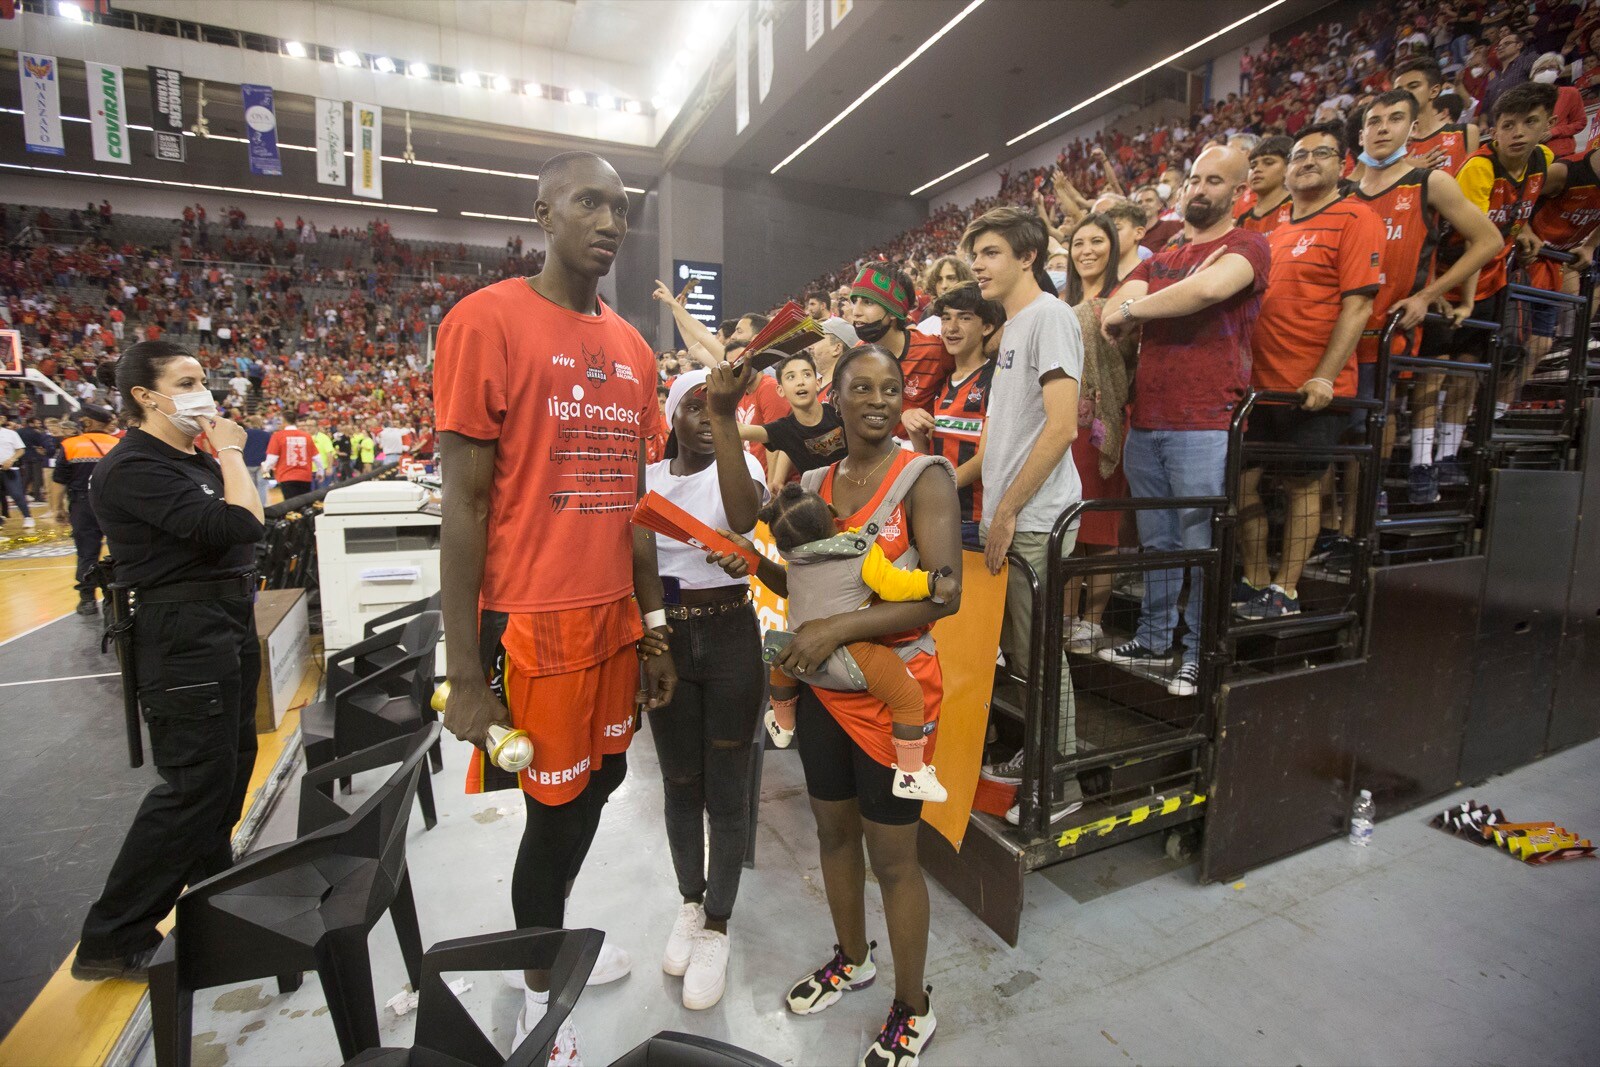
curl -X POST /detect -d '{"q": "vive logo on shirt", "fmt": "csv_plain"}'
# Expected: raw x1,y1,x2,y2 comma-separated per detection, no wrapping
552,353,576,368
583,344,608,385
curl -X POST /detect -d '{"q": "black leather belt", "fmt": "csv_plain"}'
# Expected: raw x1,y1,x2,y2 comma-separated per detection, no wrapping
665,590,751,620
138,573,258,604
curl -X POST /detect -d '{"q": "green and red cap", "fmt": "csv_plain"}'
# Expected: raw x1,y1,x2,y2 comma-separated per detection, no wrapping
849,265,914,321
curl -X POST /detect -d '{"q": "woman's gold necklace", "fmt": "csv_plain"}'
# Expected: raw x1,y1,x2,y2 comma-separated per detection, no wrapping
840,449,894,486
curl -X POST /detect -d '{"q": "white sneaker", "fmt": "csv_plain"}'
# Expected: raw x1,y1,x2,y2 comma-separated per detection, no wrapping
662,902,705,977
512,989,582,1067
21,517,35,529
1067,619,1104,653
681,929,730,1010
763,708,794,748
1005,797,1083,827
891,763,948,803
586,941,631,986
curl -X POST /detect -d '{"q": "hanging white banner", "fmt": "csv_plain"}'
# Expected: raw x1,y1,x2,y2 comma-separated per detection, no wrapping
86,62,130,164
352,101,383,199
735,9,751,134
19,53,65,156
757,9,774,102
806,0,825,49
316,98,346,186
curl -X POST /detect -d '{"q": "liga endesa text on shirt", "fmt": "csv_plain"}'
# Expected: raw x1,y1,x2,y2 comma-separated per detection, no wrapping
433,279,662,614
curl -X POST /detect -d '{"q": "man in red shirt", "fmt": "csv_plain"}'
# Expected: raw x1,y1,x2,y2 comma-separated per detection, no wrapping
263,419,321,500
1239,123,1383,619
1099,145,1269,696
435,151,673,1056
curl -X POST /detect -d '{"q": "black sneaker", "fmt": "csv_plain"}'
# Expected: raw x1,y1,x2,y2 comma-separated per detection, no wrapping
1096,640,1167,667
859,988,937,1067
72,941,162,982
1306,530,1342,563
1231,577,1263,605
1408,464,1440,505
75,598,99,617
1166,661,1199,697
1436,455,1469,487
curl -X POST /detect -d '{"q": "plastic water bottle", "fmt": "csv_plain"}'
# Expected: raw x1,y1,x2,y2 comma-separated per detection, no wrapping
1349,789,1375,846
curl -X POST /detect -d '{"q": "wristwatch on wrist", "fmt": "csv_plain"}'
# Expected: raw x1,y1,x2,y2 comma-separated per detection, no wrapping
928,565,955,605
1118,298,1138,324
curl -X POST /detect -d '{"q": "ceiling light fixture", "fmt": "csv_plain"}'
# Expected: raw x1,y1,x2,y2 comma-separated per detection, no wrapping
1005,0,1290,147
524,83,543,97
568,89,588,105
597,95,617,110
623,99,643,114
408,61,430,78
461,210,539,223
0,161,439,213
651,96,669,111
460,71,482,88
284,41,308,59
492,74,512,92
337,50,362,67
57,2,85,22
908,152,991,197
771,0,987,175
374,56,396,74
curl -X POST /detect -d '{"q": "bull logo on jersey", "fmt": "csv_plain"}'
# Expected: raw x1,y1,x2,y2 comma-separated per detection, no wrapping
1291,233,1317,257
583,344,608,386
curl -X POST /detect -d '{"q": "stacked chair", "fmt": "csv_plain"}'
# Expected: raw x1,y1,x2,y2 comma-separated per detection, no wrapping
304,596,444,828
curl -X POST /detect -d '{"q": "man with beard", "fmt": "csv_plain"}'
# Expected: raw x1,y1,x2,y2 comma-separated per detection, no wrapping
1096,146,1270,696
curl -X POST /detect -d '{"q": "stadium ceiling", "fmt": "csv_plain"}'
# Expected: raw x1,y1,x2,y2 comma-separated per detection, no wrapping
677,0,1333,198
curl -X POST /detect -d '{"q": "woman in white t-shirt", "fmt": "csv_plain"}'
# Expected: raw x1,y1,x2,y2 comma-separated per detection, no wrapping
643,364,766,1013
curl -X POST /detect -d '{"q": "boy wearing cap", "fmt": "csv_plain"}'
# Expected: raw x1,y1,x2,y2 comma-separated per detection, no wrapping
846,262,956,448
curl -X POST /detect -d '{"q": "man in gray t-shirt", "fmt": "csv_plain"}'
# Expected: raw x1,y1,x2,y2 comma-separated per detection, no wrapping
964,207,1086,826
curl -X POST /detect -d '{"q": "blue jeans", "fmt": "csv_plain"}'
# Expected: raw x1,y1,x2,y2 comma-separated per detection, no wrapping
1122,429,1227,665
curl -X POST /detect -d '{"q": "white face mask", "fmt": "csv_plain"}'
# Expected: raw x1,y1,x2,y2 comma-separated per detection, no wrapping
1156,182,1173,201
149,389,218,437
1532,69,1559,84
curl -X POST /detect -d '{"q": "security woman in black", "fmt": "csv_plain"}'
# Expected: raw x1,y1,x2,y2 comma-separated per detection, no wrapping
73,341,268,981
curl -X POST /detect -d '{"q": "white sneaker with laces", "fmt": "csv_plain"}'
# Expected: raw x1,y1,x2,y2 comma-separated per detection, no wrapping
1005,797,1083,827
22,517,35,529
662,901,705,977
586,941,631,986
512,989,582,1067
681,929,730,1010
891,763,948,803
1067,619,1104,652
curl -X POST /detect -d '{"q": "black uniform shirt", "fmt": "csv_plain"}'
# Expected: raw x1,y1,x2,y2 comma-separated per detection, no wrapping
88,427,264,588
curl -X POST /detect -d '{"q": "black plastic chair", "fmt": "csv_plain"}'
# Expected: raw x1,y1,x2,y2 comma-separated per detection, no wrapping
363,591,442,640
609,1033,783,1067
345,927,603,1067
305,612,443,827
148,724,440,1067
329,592,444,698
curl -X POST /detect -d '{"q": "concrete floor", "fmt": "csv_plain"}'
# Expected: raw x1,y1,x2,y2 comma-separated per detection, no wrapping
139,730,1600,1067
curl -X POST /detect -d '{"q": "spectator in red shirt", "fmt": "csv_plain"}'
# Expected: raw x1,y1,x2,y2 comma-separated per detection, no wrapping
1097,145,1269,696
263,420,322,499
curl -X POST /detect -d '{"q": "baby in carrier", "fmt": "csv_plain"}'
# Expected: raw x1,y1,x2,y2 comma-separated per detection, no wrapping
760,482,957,802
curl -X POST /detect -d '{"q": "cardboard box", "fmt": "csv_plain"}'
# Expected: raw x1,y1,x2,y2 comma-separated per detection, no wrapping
254,588,311,733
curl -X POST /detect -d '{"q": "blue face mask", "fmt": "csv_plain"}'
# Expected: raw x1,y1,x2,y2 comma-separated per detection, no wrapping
1046,269,1069,292
1358,145,1409,168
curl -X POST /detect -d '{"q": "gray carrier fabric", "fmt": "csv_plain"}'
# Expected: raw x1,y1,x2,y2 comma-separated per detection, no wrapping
784,453,953,691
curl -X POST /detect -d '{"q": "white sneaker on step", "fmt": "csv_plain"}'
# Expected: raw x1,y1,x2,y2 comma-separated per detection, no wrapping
512,989,582,1067
682,929,730,1010
662,901,705,977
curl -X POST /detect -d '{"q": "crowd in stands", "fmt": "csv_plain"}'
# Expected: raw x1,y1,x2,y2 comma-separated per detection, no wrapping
801,0,1599,302
0,203,554,505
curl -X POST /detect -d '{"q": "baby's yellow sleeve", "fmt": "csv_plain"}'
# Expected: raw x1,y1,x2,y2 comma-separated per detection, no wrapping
860,542,932,602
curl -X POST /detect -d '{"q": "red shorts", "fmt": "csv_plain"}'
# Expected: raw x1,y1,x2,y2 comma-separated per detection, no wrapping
466,612,638,806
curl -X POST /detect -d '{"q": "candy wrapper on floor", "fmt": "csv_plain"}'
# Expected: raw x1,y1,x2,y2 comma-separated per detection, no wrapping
1430,802,1595,864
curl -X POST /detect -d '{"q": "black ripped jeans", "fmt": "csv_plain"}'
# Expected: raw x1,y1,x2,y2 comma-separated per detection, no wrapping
646,603,764,923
